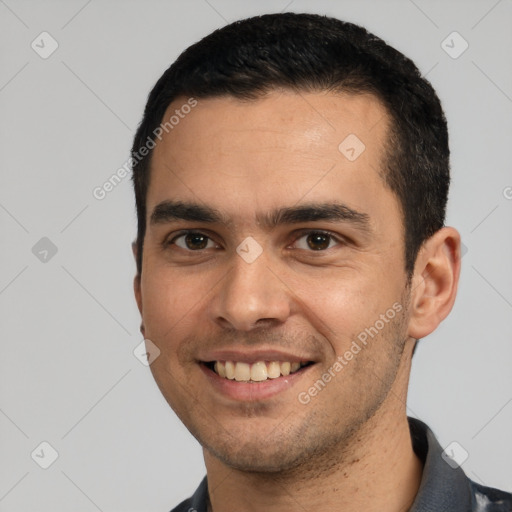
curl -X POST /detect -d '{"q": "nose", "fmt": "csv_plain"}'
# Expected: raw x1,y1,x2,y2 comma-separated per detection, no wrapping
209,252,292,331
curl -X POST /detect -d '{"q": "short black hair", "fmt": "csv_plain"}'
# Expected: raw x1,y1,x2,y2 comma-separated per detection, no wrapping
131,12,450,276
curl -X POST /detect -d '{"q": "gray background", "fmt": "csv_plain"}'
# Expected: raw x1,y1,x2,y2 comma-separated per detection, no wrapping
1,0,511,510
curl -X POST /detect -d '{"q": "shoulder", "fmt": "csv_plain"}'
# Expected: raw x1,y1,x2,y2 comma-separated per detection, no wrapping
469,480,512,512
168,477,208,512
407,418,511,512
169,497,197,512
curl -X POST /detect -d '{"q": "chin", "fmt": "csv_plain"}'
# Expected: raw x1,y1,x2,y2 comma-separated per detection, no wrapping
207,440,306,473
199,417,330,474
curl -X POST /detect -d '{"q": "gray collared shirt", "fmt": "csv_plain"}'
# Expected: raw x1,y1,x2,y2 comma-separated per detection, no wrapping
170,418,512,511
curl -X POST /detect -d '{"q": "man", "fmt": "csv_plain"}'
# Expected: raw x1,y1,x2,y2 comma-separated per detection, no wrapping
130,13,511,512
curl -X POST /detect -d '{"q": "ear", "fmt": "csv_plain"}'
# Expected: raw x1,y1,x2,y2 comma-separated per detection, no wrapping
132,241,144,323
407,227,461,340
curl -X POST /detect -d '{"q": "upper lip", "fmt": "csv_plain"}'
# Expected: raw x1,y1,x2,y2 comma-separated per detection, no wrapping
198,348,317,365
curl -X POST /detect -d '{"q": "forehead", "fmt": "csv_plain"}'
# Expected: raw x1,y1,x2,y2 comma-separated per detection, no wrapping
148,91,394,225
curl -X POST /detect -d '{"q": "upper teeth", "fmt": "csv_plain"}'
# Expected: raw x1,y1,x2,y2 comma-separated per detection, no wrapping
213,360,305,382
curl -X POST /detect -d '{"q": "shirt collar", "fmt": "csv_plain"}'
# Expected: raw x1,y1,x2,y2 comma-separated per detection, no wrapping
408,417,472,511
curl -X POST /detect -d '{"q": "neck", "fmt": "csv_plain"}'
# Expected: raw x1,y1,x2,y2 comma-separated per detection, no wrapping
203,350,423,512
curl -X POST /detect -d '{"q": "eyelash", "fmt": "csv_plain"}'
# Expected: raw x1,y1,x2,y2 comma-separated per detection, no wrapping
165,230,344,252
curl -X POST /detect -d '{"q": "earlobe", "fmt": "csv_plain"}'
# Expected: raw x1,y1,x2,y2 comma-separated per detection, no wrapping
132,241,143,317
133,272,145,336
134,274,143,314
407,227,461,340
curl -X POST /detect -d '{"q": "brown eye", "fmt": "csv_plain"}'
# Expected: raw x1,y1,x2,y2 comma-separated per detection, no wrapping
173,232,215,250
307,233,331,250
294,231,339,251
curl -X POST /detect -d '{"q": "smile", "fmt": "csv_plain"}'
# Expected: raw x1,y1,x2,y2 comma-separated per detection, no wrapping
208,360,311,382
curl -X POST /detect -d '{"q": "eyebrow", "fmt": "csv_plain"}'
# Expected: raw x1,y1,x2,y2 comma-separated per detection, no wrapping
151,200,226,225
262,203,371,231
150,200,371,232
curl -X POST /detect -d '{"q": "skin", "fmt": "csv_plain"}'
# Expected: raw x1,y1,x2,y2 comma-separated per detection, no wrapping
134,90,461,512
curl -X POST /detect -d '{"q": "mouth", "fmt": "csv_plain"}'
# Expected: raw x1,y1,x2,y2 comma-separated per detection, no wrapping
204,360,314,382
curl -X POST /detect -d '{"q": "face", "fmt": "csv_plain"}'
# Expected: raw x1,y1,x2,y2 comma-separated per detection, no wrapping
135,91,414,472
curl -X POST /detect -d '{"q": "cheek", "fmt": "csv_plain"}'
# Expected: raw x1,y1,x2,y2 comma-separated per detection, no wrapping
287,268,397,346
140,269,205,339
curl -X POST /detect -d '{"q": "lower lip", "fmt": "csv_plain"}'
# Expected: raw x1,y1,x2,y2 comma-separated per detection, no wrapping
200,363,314,402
